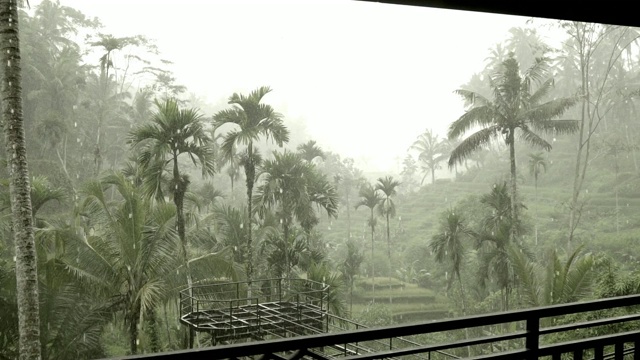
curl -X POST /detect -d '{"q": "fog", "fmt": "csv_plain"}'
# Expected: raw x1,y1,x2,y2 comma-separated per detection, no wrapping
4,1,640,358
34,0,550,173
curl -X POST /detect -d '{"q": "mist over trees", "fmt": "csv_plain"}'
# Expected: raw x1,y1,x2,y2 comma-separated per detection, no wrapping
2,1,640,359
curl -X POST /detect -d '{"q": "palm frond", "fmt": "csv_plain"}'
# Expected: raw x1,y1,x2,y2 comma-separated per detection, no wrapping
448,125,500,168
448,106,499,140
518,128,552,151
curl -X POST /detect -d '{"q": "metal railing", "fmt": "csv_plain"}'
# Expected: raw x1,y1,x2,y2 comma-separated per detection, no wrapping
113,293,640,360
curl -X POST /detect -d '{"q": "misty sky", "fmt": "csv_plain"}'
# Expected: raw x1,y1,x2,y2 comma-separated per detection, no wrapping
31,0,563,173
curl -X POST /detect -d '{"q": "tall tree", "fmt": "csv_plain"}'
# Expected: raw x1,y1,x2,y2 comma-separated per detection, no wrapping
355,183,382,295
297,140,325,163
448,53,578,243
341,239,364,314
255,150,338,279
375,176,400,268
528,152,547,245
558,23,640,245
411,129,448,185
430,210,474,330
1,1,42,358
128,98,215,298
475,182,526,311
213,86,289,287
62,172,235,354
399,155,418,193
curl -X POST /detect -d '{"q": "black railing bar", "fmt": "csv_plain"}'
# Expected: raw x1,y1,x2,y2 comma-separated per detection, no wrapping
464,349,528,360
600,344,634,360
537,330,640,357
342,331,526,360
532,295,640,319
181,278,329,291
119,295,640,360
539,313,640,336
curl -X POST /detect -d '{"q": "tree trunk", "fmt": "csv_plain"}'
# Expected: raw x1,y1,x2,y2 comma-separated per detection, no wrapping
245,143,256,298
283,220,290,280
1,2,42,359
534,176,538,246
386,213,390,265
508,130,518,244
173,154,195,348
346,191,351,239
431,167,435,185
370,209,375,299
129,303,140,354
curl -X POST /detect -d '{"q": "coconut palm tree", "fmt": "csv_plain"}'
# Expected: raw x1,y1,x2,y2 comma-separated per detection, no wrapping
528,152,547,245
412,129,448,185
213,86,290,287
448,53,578,242
375,176,400,268
128,98,215,295
355,183,383,295
63,172,179,355
61,172,236,354
1,1,42,357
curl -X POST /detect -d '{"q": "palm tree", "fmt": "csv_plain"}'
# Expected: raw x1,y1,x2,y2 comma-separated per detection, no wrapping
355,183,383,295
448,53,578,242
62,172,236,354
297,140,325,163
1,1,42,358
476,182,526,311
64,172,180,355
528,152,547,245
255,150,338,279
128,98,215,295
375,176,400,268
510,245,595,310
430,210,474,313
342,239,364,313
213,86,290,286
412,129,448,185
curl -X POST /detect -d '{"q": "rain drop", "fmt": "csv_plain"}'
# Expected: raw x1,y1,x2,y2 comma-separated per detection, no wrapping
240,223,243,229
13,256,16,262
129,213,133,219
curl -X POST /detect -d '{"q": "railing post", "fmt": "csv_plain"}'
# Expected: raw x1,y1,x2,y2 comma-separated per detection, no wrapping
526,315,540,360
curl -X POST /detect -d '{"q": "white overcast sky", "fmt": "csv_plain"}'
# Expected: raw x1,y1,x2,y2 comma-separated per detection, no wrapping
30,0,565,173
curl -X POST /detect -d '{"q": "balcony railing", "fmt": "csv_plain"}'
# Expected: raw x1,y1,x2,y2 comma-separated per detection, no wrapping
109,294,640,360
